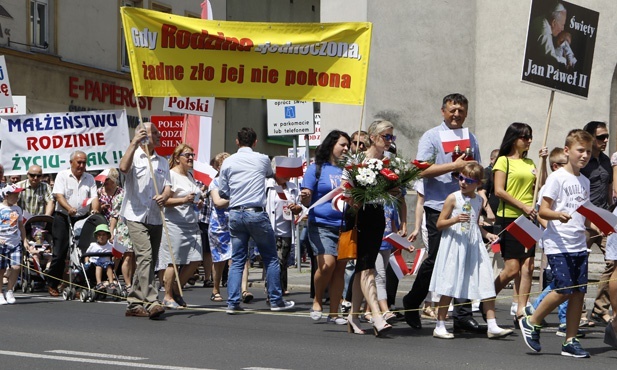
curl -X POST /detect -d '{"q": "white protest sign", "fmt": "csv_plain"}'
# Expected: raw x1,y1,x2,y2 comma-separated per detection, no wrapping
298,113,321,147
163,96,214,116
0,95,26,115
267,100,314,136
0,56,14,109
0,110,130,175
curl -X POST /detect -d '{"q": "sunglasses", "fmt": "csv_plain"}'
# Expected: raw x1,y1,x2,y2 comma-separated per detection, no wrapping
28,173,43,178
458,174,479,184
519,135,533,140
381,134,396,142
596,134,609,141
180,153,196,158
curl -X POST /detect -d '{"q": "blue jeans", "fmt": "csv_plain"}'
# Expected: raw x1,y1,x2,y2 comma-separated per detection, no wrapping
227,210,281,307
533,282,567,324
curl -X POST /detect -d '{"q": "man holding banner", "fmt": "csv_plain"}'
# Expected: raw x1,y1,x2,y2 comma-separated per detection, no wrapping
402,93,484,332
47,151,100,297
120,123,171,319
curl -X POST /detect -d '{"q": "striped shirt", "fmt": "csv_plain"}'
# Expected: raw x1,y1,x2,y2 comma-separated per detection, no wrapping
16,179,53,216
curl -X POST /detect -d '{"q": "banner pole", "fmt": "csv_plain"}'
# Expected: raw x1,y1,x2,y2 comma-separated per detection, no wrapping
292,137,302,273
532,90,554,208
135,100,184,297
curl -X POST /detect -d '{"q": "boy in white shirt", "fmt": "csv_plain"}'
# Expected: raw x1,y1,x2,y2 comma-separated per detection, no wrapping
520,129,595,358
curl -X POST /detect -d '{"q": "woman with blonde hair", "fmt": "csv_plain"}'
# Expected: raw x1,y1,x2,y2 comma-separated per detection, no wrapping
158,144,204,309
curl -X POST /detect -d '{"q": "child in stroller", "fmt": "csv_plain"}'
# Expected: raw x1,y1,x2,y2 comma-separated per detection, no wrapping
20,215,54,293
84,224,116,291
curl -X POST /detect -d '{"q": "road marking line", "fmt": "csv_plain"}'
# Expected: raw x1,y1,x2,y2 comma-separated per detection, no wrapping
0,350,216,370
46,350,147,360
243,368,292,370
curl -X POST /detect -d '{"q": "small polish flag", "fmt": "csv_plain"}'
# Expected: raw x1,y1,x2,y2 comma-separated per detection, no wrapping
504,215,544,250
389,250,410,279
112,238,127,259
273,185,287,200
94,169,110,182
331,193,347,212
383,232,413,251
294,206,309,225
439,128,471,153
31,257,45,279
201,0,213,20
275,156,304,178
82,198,93,208
576,201,617,236
308,187,343,211
193,163,218,187
410,248,426,275
490,239,501,253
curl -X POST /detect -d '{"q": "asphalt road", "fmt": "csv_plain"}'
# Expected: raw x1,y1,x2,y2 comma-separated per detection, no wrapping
1,276,615,370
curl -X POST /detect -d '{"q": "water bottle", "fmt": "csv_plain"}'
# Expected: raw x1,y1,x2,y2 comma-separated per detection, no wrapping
461,198,472,232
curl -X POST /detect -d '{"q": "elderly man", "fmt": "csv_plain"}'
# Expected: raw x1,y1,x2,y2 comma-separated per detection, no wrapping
17,165,54,216
403,93,484,333
47,151,100,296
219,127,294,314
529,2,569,66
120,122,171,319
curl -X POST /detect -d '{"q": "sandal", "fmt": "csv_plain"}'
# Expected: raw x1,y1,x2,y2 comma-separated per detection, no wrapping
210,292,223,302
242,291,254,304
421,306,437,320
360,313,374,324
382,311,396,324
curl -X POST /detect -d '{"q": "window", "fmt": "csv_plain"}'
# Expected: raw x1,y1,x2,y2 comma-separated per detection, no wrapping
121,0,136,71
30,0,48,47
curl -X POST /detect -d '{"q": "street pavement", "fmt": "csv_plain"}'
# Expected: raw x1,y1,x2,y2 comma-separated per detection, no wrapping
1,263,615,370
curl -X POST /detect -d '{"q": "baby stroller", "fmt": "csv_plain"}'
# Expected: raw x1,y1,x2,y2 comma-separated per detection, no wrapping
19,215,54,293
62,213,123,302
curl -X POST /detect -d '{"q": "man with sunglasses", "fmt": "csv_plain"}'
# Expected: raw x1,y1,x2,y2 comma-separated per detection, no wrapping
581,121,615,327
16,165,54,217
403,93,485,333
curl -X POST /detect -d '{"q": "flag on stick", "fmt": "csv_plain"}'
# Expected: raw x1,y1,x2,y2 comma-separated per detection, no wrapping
112,238,127,259
504,215,543,250
439,128,470,153
389,249,425,280
275,156,303,178
383,233,413,251
576,201,617,235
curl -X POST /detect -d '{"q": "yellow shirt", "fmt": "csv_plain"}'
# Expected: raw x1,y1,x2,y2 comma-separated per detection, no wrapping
493,156,536,218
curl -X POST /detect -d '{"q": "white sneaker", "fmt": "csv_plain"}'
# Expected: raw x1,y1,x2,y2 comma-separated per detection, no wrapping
5,290,15,304
0,293,7,305
510,302,518,316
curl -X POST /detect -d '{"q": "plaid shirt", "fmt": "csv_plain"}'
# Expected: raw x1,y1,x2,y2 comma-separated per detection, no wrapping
16,179,53,215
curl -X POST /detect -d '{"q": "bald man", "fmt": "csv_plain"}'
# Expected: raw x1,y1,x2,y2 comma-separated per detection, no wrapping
17,165,54,216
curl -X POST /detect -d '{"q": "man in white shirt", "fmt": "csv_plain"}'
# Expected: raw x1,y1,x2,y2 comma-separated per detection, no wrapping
120,122,171,319
48,151,99,296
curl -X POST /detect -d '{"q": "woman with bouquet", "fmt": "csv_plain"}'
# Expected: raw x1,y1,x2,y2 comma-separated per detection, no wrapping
300,130,351,325
343,119,402,337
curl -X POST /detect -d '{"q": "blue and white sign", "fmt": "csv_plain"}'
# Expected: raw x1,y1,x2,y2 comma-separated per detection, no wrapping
267,100,314,137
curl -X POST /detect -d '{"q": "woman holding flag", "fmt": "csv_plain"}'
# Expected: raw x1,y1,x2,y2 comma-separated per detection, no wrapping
492,122,547,323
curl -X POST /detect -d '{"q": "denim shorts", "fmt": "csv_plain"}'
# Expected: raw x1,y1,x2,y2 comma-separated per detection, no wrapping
546,251,588,294
0,243,22,270
308,223,340,256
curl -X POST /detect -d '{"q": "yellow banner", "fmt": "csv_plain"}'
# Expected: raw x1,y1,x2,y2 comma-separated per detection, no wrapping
121,8,372,105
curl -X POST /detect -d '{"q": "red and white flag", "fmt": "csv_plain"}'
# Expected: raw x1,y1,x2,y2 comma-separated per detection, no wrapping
331,193,347,212
439,128,470,153
383,232,413,251
201,0,213,20
504,215,544,250
389,249,425,280
308,187,343,211
275,156,303,178
576,201,617,236
272,185,287,200
94,168,110,182
183,114,214,185
112,239,127,259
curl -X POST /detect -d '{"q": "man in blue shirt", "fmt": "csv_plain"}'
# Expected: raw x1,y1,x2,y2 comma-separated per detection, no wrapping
403,93,485,333
219,127,294,314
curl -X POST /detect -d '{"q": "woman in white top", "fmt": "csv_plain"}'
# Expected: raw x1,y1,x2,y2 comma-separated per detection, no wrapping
159,144,204,309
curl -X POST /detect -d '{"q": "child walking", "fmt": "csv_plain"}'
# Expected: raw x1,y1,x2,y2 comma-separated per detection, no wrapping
520,129,594,358
429,163,513,339
0,185,28,305
85,224,116,290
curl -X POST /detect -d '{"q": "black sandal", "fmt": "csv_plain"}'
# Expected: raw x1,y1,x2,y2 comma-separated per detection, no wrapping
210,293,223,302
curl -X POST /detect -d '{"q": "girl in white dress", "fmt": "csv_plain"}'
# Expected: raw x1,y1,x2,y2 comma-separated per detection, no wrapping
429,163,512,340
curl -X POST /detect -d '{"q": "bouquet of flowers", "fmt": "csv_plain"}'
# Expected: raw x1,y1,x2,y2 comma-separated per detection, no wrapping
338,152,430,207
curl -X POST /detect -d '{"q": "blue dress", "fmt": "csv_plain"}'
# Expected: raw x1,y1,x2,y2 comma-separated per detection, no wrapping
208,178,231,263
429,191,495,300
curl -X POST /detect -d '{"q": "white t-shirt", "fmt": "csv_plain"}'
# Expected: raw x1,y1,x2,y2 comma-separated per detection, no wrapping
540,167,590,255
0,203,23,247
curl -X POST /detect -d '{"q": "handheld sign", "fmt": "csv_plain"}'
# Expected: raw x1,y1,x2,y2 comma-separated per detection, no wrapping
521,0,599,98
0,56,14,109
